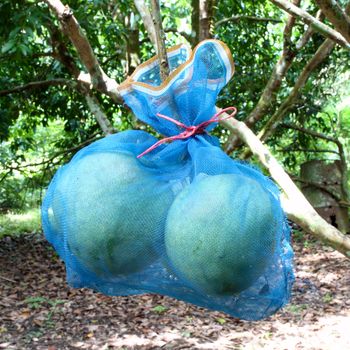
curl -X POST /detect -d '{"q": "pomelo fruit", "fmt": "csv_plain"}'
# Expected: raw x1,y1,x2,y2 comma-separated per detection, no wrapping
165,173,278,295
51,151,174,277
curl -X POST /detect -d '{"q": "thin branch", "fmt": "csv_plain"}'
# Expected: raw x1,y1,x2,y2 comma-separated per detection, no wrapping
44,0,121,103
215,15,283,27
191,0,200,45
315,0,350,42
137,0,185,68
0,79,76,96
4,133,102,172
226,0,306,153
276,148,340,155
85,94,116,135
258,38,335,143
150,0,170,80
82,92,115,135
102,51,123,66
281,123,339,143
0,52,53,62
48,20,116,134
295,19,316,49
45,0,104,81
246,0,300,128
0,170,12,184
226,10,323,154
283,0,301,42
269,0,350,48
0,275,16,283
134,0,157,48
219,111,350,258
164,28,192,43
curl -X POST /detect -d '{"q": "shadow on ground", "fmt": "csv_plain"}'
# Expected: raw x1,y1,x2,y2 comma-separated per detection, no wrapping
0,233,349,350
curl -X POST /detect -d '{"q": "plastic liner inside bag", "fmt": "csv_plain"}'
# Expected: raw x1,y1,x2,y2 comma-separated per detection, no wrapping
42,40,294,321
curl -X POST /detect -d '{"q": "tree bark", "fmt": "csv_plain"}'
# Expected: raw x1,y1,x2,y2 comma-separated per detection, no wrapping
85,94,115,135
44,0,121,103
199,0,215,41
315,0,350,42
134,0,157,48
257,39,335,143
47,17,116,134
191,0,200,45
269,0,350,49
150,0,170,81
125,13,141,76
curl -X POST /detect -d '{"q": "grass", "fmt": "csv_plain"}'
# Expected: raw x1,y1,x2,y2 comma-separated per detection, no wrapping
0,208,41,238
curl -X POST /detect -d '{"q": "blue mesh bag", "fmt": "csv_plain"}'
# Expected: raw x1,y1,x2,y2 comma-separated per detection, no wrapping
42,40,294,320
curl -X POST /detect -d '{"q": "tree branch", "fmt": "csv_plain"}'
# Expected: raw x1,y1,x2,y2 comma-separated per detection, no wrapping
0,52,53,62
0,170,12,185
225,0,310,153
269,0,350,48
257,38,335,143
134,0,157,48
216,15,283,28
44,0,121,103
295,14,319,49
164,28,192,43
276,148,340,155
246,0,300,129
3,133,102,172
47,18,116,135
150,0,170,80
315,0,350,42
84,94,116,135
0,79,76,96
220,112,350,258
281,123,338,142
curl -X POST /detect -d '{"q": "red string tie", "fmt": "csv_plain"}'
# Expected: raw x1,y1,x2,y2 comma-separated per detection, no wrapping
137,106,237,158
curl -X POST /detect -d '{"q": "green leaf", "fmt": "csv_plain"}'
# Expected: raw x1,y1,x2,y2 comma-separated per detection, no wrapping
1,41,15,53
216,317,226,325
152,305,168,313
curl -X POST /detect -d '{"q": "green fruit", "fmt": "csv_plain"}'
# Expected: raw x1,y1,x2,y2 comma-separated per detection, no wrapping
165,173,278,295
43,166,69,252
47,205,60,235
52,151,174,277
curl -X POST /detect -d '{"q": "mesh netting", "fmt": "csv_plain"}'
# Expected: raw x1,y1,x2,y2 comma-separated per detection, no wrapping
42,40,294,320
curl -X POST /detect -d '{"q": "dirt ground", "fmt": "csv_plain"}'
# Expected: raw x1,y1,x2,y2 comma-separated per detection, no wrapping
0,232,349,350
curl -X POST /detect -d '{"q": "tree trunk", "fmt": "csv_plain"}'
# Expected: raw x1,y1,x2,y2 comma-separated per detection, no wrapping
125,13,140,76
199,0,215,41
191,0,200,45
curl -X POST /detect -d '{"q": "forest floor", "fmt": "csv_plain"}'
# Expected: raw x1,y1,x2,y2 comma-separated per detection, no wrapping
0,232,349,350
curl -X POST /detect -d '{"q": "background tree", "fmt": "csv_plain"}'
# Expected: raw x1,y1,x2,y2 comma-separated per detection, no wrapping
1,0,350,257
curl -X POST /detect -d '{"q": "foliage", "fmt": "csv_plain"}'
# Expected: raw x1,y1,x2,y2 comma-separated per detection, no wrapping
0,0,349,211
0,208,41,238
0,117,78,209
